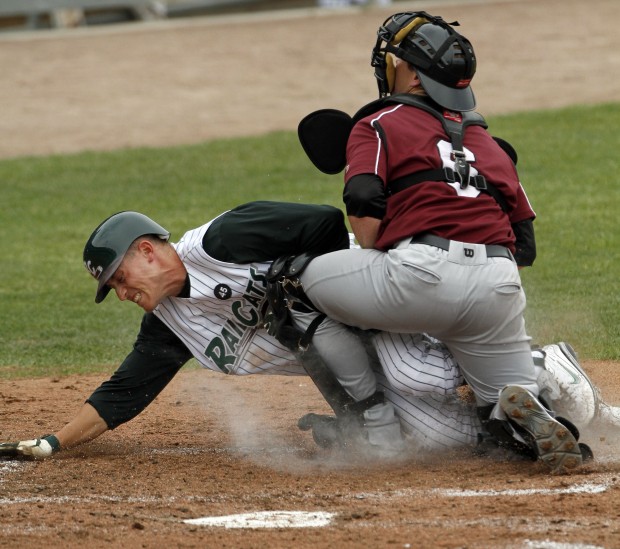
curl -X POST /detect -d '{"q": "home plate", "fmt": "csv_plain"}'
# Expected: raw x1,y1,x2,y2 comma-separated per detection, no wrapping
184,510,336,529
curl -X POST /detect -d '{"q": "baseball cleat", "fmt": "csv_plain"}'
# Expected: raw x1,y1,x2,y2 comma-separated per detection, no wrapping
538,342,598,430
298,413,342,449
578,442,594,462
298,407,405,459
499,385,583,473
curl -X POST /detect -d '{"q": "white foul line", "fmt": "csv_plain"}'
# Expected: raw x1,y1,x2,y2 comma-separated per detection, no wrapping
433,480,611,498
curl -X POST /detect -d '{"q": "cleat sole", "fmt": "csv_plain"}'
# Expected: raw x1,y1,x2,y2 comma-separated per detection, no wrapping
500,385,583,473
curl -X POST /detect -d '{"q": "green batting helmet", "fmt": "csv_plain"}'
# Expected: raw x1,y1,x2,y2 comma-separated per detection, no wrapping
83,211,170,304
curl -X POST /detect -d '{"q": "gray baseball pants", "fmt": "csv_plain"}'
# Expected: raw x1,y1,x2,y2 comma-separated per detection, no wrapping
294,238,538,407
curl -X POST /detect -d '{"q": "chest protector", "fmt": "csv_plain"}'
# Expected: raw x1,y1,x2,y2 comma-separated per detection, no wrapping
298,94,515,212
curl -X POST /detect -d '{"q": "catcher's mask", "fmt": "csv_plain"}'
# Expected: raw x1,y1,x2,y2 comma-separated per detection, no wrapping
83,211,170,304
371,11,477,111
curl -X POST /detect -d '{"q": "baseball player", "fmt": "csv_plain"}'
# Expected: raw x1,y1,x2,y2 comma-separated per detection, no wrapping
0,202,606,464
284,12,588,473
0,202,466,459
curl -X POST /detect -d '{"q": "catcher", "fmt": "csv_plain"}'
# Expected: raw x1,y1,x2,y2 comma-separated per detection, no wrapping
286,10,597,472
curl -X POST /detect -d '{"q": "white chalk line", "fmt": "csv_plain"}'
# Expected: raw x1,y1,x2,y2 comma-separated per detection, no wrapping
522,541,604,549
0,460,26,482
433,481,610,498
0,473,616,507
345,474,616,501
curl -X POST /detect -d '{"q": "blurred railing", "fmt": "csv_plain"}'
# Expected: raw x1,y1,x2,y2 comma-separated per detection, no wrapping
0,0,314,30
0,0,374,30
0,0,166,29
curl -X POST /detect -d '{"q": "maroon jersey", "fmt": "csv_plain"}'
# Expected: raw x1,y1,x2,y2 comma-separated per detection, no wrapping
345,103,535,251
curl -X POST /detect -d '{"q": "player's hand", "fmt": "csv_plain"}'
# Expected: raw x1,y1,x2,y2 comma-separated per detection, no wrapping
0,435,60,459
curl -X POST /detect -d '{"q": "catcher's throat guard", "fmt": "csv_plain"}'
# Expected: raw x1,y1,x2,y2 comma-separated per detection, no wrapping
297,109,353,175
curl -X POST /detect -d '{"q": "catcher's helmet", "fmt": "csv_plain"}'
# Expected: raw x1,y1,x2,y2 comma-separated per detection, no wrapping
372,12,477,111
83,211,170,304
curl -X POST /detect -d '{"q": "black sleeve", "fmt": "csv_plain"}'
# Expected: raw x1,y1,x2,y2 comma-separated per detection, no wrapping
86,313,194,429
343,174,387,219
512,218,536,267
202,201,350,263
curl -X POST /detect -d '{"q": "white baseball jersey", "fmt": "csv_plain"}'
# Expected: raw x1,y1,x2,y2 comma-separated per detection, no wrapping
154,219,305,377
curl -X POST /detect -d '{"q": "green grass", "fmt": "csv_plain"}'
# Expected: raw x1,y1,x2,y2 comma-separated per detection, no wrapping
0,102,618,378
488,103,620,357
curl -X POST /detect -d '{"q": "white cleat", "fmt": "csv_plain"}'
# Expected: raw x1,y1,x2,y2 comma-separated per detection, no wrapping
536,342,599,431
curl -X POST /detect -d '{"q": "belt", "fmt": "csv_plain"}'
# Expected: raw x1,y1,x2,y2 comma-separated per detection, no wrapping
411,234,514,261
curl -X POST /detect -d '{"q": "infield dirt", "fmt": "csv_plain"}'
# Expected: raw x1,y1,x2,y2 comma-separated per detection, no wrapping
1,0,620,547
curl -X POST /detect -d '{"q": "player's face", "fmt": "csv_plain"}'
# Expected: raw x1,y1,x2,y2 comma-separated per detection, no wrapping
107,243,163,312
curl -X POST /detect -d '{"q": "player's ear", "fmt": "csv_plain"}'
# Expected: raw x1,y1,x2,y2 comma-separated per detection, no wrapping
410,66,422,87
136,239,155,259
